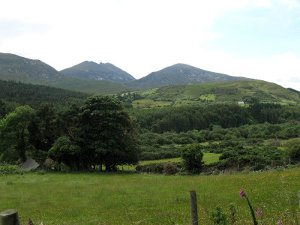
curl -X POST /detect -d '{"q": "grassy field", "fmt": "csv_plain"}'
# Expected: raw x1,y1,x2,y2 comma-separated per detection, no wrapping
0,167,299,225
119,153,221,171
140,153,221,165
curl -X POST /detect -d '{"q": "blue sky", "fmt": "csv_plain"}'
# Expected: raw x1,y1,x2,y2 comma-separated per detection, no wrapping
211,3,300,57
0,0,299,90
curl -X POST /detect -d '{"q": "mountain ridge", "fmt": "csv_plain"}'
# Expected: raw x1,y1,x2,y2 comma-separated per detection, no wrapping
130,63,248,88
60,61,135,83
0,53,128,94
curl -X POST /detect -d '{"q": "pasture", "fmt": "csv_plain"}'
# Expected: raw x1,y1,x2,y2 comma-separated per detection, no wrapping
0,167,299,225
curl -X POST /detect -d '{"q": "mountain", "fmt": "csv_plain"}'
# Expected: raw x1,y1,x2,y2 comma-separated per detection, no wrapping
0,53,61,83
124,80,300,109
130,63,247,88
0,53,127,94
60,61,135,83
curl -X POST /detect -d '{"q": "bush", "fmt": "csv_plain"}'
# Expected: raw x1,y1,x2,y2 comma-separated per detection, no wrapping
136,162,181,174
163,163,178,175
0,164,22,175
181,144,204,173
286,139,300,164
136,163,165,173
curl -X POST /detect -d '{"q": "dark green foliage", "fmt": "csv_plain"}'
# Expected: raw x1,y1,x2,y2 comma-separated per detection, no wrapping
0,106,35,163
218,146,285,170
163,162,178,175
136,162,181,174
48,136,81,169
181,144,204,173
286,139,300,164
133,103,299,133
0,100,8,119
136,163,165,173
28,104,63,162
0,80,87,107
76,96,139,171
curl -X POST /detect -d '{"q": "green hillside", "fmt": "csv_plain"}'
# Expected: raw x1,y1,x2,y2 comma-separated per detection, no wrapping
123,80,300,108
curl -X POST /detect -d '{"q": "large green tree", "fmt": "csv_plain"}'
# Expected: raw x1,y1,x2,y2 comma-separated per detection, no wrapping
76,96,139,171
0,105,35,162
28,104,62,161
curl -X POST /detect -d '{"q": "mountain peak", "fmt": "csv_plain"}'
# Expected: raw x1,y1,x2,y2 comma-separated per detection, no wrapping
61,61,135,83
130,63,247,88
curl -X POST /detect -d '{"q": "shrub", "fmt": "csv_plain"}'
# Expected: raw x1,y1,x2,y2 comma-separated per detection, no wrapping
181,144,204,173
136,162,181,174
0,164,22,175
163,163,178,175
136,163,165,173
211,207,229,225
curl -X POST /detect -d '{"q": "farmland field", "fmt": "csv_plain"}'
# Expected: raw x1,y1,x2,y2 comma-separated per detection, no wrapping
1,167,299,225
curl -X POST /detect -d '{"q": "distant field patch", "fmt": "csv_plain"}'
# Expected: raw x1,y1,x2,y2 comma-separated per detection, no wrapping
140,153,220,166
199,94,216,102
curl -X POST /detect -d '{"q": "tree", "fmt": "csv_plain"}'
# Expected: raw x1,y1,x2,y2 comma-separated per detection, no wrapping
48,136,81,170
181,144,204,173
0,105,35,163
0,100,8,119
77,96,139,171
28,104,62,161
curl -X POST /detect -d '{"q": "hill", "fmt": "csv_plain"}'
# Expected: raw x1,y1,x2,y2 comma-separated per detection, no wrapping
61,61,135,83
130,63,247,88
121,80,300,108
0,80,88,107
0,53,127,94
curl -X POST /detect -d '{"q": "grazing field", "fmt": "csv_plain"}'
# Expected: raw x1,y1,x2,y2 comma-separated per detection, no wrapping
0,167,299,225
119,153,221,171
140,153,221,165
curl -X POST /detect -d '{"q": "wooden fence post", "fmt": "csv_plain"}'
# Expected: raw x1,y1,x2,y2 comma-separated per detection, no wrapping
190,190,199,225
0,209,20,225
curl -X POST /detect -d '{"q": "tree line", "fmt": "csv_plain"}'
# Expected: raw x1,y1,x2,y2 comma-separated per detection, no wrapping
132,102,299,133
0,96,138,171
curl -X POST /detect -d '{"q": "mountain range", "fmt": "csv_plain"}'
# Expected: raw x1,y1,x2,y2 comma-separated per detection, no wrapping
0,53,126,94
0,52,298,101
0,53,251,93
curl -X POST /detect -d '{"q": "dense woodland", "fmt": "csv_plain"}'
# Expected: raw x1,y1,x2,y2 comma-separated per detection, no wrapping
0,78,299,174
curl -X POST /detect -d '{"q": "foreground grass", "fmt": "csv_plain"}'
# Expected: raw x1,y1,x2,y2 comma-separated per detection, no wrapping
0,167,299,225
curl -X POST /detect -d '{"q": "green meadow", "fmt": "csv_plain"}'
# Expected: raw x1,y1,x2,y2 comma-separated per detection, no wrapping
1,167,299,225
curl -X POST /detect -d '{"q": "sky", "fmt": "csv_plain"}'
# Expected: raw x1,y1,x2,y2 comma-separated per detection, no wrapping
0,0,299,90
